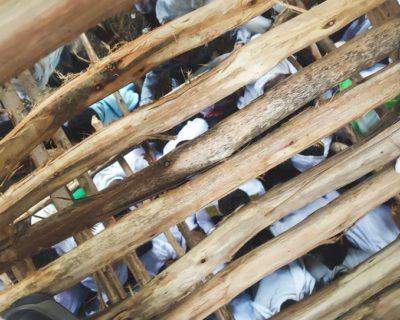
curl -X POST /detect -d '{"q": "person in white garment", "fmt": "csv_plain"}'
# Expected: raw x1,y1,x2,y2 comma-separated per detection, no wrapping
252,259,316,319
270,191,340,237
345,204,400,255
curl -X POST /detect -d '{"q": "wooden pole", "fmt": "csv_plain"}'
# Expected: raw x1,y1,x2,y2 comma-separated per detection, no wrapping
6,74,127,304
1,61,399,271
0,0,385,186
273,240,400,320
1,14,397,234
0,0,279,181
0,0,133,85
338,282,400,320
96,121,400,319
161,168,400,320
0,62,398,312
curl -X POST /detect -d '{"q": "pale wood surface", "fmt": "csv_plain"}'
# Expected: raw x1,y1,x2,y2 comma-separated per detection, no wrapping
0,0,133,85
96,121,400,319
164,208,400,319
0,0,278,181
1,18,398,265
0,61,398,313
0,7,395,239
273,240,400,320
338,282,400,320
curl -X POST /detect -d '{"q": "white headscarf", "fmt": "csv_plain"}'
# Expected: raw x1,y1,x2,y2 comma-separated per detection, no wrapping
163,118,209,155
291,136,333,173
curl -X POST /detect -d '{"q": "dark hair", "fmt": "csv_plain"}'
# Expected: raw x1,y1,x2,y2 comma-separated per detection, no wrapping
310,237,349,270
0,120,14,139
261,160,301,191
218,189,250,216
63,108,98,143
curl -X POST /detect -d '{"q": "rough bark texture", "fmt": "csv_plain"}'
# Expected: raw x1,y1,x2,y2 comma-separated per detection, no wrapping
0,0,278,180
338,282,400,320
1,15,398,236
0,0,133,85
273,241,400,320
96,122,400,320
0,62,398,312
161,169,400,320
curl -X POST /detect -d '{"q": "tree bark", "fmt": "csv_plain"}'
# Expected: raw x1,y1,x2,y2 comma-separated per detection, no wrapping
0,0,385,199
160,169,400,320
338,282,400,320
0,62,398,312
0,0,278,181
1,15,397,235
94,121,400,320
0,0,133,85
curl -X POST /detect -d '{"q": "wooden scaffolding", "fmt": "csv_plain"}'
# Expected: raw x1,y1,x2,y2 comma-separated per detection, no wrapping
0,0,400,319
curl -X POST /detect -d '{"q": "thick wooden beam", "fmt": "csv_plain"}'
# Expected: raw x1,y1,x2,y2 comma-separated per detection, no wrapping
368,0,400,26
1,15,397,234
0,0,385,197
95,122,400,319
338,282,400,320
0,62,398,312
0,0,278,181
273,242,400,320
0,0,133,85
161,169,400,320
1,18,398,253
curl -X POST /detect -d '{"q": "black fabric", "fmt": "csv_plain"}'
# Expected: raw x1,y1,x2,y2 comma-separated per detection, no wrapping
233,227,274,260
63,108,98,143
280,299,297,311
5,294,77,320
218,189,250,216
32,248,59,269
310,238,349,270
0,120,14,139
261,160,301,191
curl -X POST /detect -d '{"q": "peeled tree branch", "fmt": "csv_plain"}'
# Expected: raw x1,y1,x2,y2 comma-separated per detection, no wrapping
1,17,399,264
0,0,133,85
0,0,278,181
0,61,398,312
0,4,395,235
161,174,400,320
95,122,400,320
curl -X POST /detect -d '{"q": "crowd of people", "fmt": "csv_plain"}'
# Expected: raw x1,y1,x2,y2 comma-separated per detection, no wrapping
1,1,400,319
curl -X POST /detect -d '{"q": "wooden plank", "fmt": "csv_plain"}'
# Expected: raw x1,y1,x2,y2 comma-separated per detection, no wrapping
338,282,400,320
162,202,400,320
368,0,400,26
273,241,400,320
0,3,393,234
0,61,398,313
0,0,133,85
96,122,400,319
1,17,399,253
0,0,278,181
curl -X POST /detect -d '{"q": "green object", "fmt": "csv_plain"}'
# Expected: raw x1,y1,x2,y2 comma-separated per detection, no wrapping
384,97,400,110
72,187,86,200
351,110,381,136
339,79,353,91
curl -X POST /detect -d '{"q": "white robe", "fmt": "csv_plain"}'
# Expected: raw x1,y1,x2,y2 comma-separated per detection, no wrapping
270,191,340,236
252,260,316,319
140,226,186,277
346,205,400,255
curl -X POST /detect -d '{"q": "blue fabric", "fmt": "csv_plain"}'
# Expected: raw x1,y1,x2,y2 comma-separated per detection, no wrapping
90,84,139,125
341,17,371,42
